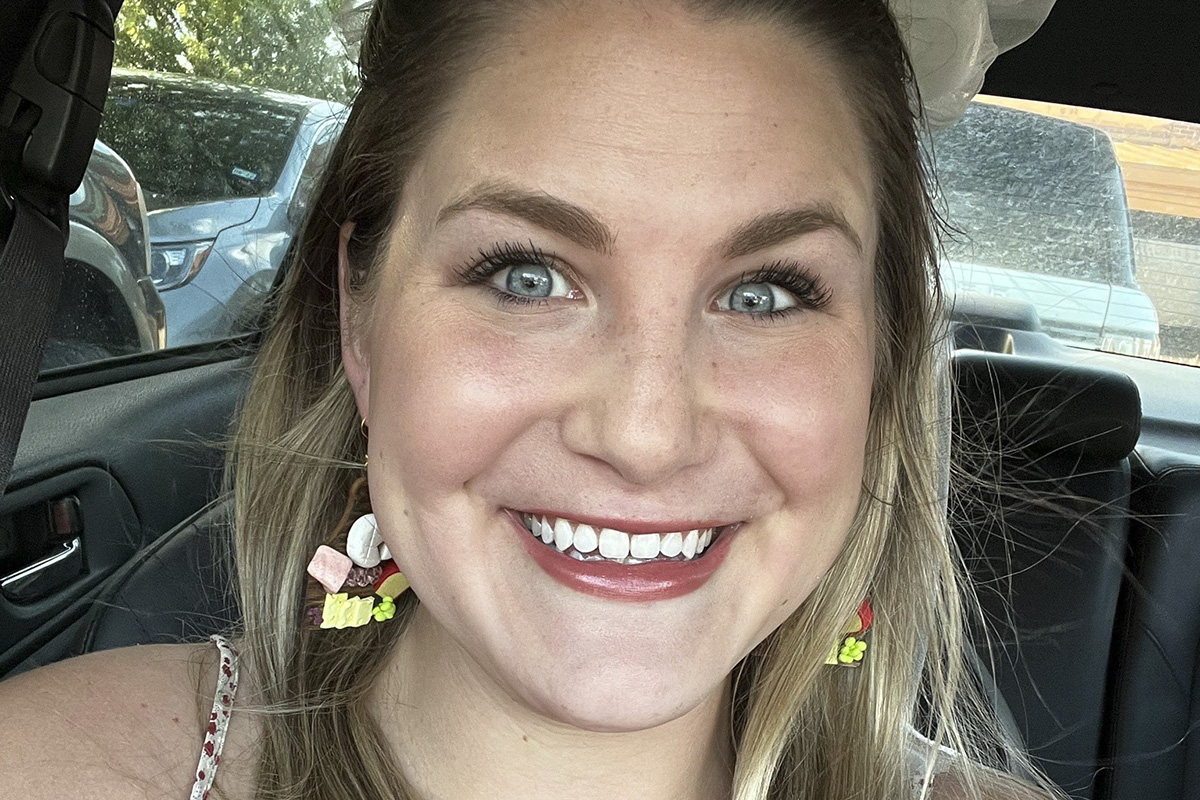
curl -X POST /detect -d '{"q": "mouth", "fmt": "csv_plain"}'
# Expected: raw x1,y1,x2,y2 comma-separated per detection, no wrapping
508,510,742,601
518,512,726,565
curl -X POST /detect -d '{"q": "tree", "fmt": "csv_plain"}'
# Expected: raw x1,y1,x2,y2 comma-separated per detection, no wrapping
113,0,358,102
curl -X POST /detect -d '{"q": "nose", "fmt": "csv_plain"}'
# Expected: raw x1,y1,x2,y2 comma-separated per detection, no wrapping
559,313,715,487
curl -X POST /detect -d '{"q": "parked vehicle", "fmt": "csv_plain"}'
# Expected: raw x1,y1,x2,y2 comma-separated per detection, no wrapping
934,100,1161,357
44,140,166,371
96,70,347,348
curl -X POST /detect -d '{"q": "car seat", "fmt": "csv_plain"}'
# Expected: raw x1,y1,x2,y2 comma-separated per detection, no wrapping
82,496,239,651
1106,447,1200,800
951,349,1141,800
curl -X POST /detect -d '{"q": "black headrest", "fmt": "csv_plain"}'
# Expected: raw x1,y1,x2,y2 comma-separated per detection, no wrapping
952,351,1141,462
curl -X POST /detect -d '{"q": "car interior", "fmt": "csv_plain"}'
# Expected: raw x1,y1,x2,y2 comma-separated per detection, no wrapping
1,2,1198,800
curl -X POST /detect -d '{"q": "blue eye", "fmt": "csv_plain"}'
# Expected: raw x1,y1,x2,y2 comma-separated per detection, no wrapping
720,281,798,315
729,282,793,314
456,243,580,305
489,262,574,299
502,264,553,297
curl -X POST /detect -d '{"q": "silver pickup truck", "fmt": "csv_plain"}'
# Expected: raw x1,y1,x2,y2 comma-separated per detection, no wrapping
933,101,1160,357
43,140,166,371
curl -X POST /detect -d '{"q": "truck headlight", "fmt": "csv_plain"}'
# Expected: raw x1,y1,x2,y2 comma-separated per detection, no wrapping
1099,332,1161,359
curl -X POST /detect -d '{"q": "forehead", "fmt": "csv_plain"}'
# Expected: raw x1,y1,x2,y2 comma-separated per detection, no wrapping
406,2,877,254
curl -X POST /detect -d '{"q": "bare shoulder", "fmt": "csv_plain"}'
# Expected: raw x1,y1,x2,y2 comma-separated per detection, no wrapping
0,642,247,799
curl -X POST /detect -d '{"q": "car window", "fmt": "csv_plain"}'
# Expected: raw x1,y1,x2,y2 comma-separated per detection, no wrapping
933,95,1200,365
290,121,341,226
39,12,1200,374
935,103,1134,287
39,1,355,375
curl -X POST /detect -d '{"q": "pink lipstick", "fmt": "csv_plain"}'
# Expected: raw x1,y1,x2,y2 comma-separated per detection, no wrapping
507,510,739,601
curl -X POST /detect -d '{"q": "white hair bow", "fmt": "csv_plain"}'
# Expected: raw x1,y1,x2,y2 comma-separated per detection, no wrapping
888,0,1057,128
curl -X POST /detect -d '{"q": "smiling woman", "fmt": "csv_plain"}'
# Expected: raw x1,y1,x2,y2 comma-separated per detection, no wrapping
337,3,880,753
235,2,1051,799
215,2,1053,799
0,1,1055,800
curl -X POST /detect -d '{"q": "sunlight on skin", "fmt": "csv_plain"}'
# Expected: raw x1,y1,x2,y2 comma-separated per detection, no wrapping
339,4,879,800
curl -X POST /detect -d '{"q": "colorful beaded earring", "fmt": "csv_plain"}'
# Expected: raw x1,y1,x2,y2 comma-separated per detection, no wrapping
825,598,873,667
302,420,410,629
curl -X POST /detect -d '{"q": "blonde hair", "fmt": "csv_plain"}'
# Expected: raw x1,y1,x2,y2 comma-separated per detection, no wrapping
228,1,1051,798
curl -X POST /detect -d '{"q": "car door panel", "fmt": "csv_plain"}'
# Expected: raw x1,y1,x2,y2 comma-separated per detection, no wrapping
0,355,251,677
0,466,138,668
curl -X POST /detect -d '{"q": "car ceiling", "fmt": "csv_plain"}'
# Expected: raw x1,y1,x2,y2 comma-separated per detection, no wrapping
983,1,1199,125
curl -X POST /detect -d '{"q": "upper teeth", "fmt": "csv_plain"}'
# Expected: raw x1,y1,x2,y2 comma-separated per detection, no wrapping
522,514,716,564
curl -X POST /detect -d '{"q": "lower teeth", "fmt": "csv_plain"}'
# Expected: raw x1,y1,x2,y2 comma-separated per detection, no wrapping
566,551,657,564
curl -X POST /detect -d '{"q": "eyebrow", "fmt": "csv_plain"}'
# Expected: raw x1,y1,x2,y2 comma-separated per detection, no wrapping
438,182,861,259
439,183,615,255
719,204,862,259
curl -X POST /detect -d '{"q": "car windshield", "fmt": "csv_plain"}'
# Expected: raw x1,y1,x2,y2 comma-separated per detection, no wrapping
99,77,306,211
932,101,1135,287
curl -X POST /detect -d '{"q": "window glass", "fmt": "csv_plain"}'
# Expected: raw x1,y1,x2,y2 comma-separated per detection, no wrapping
40,0,355,374
935,103,1134,287
41,11,1200,372
934,96,1200,365
99,75,307,211
290,122,340,224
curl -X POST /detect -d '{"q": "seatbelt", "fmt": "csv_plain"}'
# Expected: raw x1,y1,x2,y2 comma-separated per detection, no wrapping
0,0,119,493
0,199,64,489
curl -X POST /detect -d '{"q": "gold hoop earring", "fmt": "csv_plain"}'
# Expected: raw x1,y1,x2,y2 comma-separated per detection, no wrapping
360,418,369,468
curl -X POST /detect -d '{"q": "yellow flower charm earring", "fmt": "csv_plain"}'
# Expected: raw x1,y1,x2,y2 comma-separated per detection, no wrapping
826,598,873,667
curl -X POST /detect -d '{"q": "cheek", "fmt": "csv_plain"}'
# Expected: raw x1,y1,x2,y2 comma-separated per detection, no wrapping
367,310,539,501
713,328,874,608
716,328,874,492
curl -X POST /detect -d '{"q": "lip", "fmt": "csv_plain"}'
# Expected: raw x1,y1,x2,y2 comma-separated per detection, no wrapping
506,510,740,602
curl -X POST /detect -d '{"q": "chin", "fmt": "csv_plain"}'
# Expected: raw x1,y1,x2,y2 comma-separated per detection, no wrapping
485,619,736,733
519,666,723,734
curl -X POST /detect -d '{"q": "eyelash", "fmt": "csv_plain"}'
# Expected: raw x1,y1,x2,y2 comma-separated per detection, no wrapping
455,242,833,317
733,262,834,320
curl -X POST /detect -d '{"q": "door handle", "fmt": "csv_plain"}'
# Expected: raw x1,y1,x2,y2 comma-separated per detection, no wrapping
1,537,84,602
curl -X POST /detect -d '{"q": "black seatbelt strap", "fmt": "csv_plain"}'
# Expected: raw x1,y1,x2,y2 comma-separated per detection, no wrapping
0,0,118,493
0,198,64,489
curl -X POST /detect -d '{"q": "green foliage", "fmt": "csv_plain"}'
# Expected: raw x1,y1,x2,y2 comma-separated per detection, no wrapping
114,0,358,102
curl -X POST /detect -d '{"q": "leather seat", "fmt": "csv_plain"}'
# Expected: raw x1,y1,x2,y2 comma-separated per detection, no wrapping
83,497,238,651
951,350,1141,799
1107,447,1200,800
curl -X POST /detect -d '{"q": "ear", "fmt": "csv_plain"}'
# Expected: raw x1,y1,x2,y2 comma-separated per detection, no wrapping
339,221,371,422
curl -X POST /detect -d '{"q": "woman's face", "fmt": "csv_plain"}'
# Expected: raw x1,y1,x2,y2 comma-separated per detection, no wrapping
343,3,878,732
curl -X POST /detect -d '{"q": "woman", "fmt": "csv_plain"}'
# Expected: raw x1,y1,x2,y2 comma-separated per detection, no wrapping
0,1,1053,798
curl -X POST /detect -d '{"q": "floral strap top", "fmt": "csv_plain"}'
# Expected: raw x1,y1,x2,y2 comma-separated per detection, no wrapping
189,635,951,798
189,635,239,800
